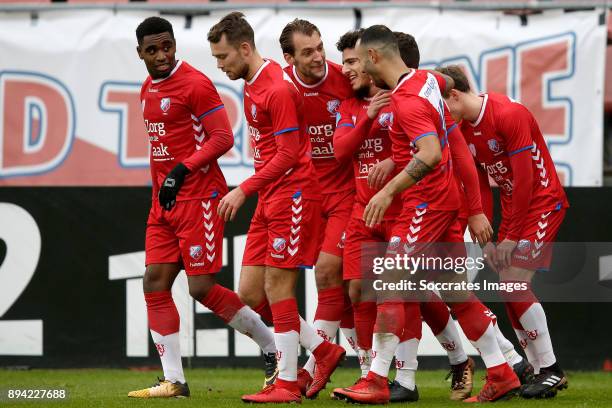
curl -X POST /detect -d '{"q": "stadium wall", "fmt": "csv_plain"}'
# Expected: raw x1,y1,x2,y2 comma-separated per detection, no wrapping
0,7,607,187
0,187,611,369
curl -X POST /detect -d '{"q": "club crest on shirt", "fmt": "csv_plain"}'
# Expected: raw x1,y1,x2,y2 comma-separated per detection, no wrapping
190,245,203,260
251,104,257,120
326,99,340,116
517,239,531,254
389,236,401,250
160,97,171,113
272,237,286,252
487,138,501,153
378,112,393,128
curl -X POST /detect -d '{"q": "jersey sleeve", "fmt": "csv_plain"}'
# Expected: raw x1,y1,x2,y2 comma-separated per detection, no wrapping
269,82,300,136
239,84,301,196
189,73,225,121
497,103,535,156
182,73,233,171
395,96,440,144
333,100,373,162
496,102,536,240
447,125,483,216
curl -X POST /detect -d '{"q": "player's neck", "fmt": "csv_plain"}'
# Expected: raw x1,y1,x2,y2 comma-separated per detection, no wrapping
385,59,411,90
465,93,485,123
245,54,266,82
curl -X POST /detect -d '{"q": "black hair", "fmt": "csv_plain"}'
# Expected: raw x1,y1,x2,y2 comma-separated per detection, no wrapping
360,25,399,55
336,29,364,52
393,32,420,69
136,16,174,44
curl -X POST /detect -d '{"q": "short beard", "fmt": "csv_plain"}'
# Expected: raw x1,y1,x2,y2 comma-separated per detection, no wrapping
355,84,371,99
237,62,250,80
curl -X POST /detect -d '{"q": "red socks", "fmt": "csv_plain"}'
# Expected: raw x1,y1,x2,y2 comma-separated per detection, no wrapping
374,302,405,338
420,292,450,336
403,302,422,341
201,284,244,323
500,281,538,325
340,295,354,329
314,286,345,322
450,296,494,341
354,301,377,350
254,299,273,324
270,298,300,333
145,291,179,336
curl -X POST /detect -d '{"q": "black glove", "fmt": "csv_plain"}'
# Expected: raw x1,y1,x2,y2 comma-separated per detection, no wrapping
159,163,190,211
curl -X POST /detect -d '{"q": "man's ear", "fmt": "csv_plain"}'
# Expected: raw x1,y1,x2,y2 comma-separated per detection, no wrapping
136,45,143,60
238,41,253,58
367,48,377,64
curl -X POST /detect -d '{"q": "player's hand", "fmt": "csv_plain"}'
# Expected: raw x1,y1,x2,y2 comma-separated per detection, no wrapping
483,242,498,272
217,186,246,222
158,163,189,211
367,90,391,120
496,239,517,269
467,213,494,245
363,190,393,228
368,158,396,190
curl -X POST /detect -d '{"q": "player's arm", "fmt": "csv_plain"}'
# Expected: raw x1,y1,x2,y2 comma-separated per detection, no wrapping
158,77,233,211
364,127,441,228
496,105,535,267
240,87,301,196
333,103,373,162
218,86,300,221
447,124,493,244
334,91,391,162
477,163,494,223
182,108,234,171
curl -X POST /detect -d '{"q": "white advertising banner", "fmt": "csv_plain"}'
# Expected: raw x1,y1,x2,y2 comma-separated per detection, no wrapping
0,7,606,186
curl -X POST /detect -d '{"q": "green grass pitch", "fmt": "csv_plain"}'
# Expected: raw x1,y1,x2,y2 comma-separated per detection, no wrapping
1,368,611,407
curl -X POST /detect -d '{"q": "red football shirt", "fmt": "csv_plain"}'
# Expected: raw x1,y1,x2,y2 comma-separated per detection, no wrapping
140,60,229,201
240,59,319,202
389,70,460,210
460,92,568,238
334,96,402,219
284,61,355,194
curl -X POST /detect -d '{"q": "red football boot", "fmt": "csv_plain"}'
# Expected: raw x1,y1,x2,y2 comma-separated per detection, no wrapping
305,342,346,399
296,368,313,396
335,372,390,404
242,379,301,404
464,363,521,403
332,377,369,401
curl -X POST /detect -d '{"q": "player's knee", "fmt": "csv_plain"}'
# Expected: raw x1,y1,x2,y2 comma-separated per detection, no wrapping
315,261,342,289
188,278,215,301
238,289,263,308
143,267,170,292
348,280,362,304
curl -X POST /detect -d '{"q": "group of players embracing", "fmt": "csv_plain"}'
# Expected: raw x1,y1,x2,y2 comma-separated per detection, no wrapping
129,11,569,404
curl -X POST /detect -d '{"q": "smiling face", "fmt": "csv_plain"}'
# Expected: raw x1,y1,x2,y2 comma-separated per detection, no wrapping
287,31,326,82
210,33,250,81
342,47,372,97
137,32,177,79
